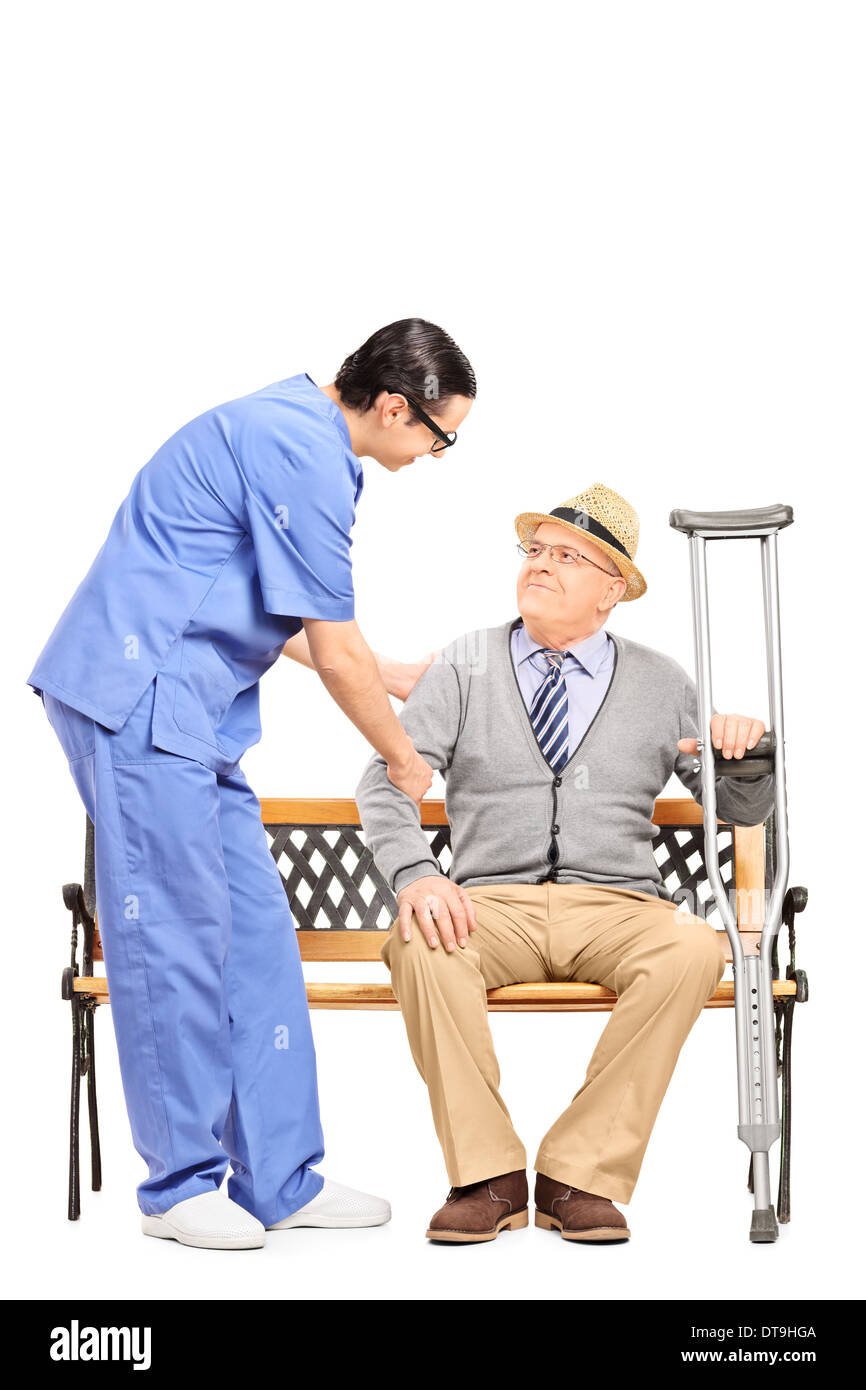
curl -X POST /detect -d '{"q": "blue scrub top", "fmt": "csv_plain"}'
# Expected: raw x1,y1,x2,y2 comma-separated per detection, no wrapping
27,373,364,774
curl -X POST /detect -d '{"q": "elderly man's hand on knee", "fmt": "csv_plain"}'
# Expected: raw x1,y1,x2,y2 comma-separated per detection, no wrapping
396,876,477,952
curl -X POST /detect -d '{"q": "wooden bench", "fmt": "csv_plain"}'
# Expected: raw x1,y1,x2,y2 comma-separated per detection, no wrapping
61,795,808,1222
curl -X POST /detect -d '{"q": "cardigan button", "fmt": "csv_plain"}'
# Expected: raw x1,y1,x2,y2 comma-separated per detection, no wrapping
551,824,560,834
554,776,562,786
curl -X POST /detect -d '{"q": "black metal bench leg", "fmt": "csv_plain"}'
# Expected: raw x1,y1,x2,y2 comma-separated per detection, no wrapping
777,998,795,1223
68,996,81,1221
84,1005,102,1193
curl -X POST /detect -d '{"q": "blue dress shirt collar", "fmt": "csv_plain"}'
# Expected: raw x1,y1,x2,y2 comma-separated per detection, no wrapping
513,618,611,678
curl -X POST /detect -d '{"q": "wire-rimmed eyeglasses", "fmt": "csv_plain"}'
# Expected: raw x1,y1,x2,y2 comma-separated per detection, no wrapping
517,540,620,576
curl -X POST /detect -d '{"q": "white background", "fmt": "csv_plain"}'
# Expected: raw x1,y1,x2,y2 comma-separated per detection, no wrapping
3,1,863,1304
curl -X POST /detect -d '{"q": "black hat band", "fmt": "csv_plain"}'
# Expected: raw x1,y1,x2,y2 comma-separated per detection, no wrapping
549,507,632,560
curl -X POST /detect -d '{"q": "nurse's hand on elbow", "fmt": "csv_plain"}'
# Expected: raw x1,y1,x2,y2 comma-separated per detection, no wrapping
386,746,433,806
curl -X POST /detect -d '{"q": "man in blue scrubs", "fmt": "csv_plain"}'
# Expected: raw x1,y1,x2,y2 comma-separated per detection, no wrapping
27,318,476,1249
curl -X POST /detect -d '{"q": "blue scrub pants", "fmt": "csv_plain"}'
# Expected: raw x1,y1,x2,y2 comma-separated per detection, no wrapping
42,679,325,1223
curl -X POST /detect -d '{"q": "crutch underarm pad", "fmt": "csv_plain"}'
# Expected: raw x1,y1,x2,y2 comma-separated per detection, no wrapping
669,504,793,535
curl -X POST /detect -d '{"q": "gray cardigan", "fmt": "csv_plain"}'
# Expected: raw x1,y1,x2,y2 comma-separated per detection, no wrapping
355,618,775,900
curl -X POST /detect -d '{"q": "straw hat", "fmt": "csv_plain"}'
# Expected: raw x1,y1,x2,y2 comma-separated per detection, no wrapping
514,482,647,601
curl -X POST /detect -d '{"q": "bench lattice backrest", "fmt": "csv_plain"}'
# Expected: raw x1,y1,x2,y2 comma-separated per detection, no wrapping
258,798,773,962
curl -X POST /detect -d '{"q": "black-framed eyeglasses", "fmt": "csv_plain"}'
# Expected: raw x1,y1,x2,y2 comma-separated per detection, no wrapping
517,540,619,576
388,388,457,454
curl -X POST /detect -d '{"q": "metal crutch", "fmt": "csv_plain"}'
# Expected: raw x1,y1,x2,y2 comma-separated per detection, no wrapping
669,503,794,1243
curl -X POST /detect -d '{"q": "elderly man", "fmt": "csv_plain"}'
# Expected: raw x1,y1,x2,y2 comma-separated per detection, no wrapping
355,483,774,1245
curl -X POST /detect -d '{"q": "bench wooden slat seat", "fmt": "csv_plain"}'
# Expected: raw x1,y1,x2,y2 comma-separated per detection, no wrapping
60,793,808,1223
72,976,798,1009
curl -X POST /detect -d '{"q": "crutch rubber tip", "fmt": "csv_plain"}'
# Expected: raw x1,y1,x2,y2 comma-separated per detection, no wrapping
749,1206,779,1243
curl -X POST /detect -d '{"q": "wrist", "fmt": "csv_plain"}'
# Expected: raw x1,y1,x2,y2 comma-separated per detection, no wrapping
385,733,415,772
395,865,446,895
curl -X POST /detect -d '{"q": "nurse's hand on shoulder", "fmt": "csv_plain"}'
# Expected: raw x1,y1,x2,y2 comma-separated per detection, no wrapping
396,875,477,951
381,649,441,702
386,745,434,805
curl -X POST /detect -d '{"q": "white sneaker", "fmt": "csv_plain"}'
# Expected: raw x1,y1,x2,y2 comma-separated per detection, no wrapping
141,1191,265,1249
266,1178,392,1230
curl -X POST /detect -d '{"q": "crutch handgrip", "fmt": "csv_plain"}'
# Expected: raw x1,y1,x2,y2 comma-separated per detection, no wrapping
712,730,776,776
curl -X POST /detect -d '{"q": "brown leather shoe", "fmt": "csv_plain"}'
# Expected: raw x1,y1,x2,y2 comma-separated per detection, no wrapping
534,1172,631,1241
426,1170,529,1243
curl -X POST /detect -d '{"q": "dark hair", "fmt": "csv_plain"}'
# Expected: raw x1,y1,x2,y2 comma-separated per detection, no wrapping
334,318,476,414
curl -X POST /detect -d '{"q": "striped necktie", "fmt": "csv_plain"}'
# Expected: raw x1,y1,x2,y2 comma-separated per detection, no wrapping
530,649,569,772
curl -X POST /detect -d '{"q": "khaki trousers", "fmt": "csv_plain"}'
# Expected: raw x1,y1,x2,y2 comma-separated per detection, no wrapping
382,883,726,1205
